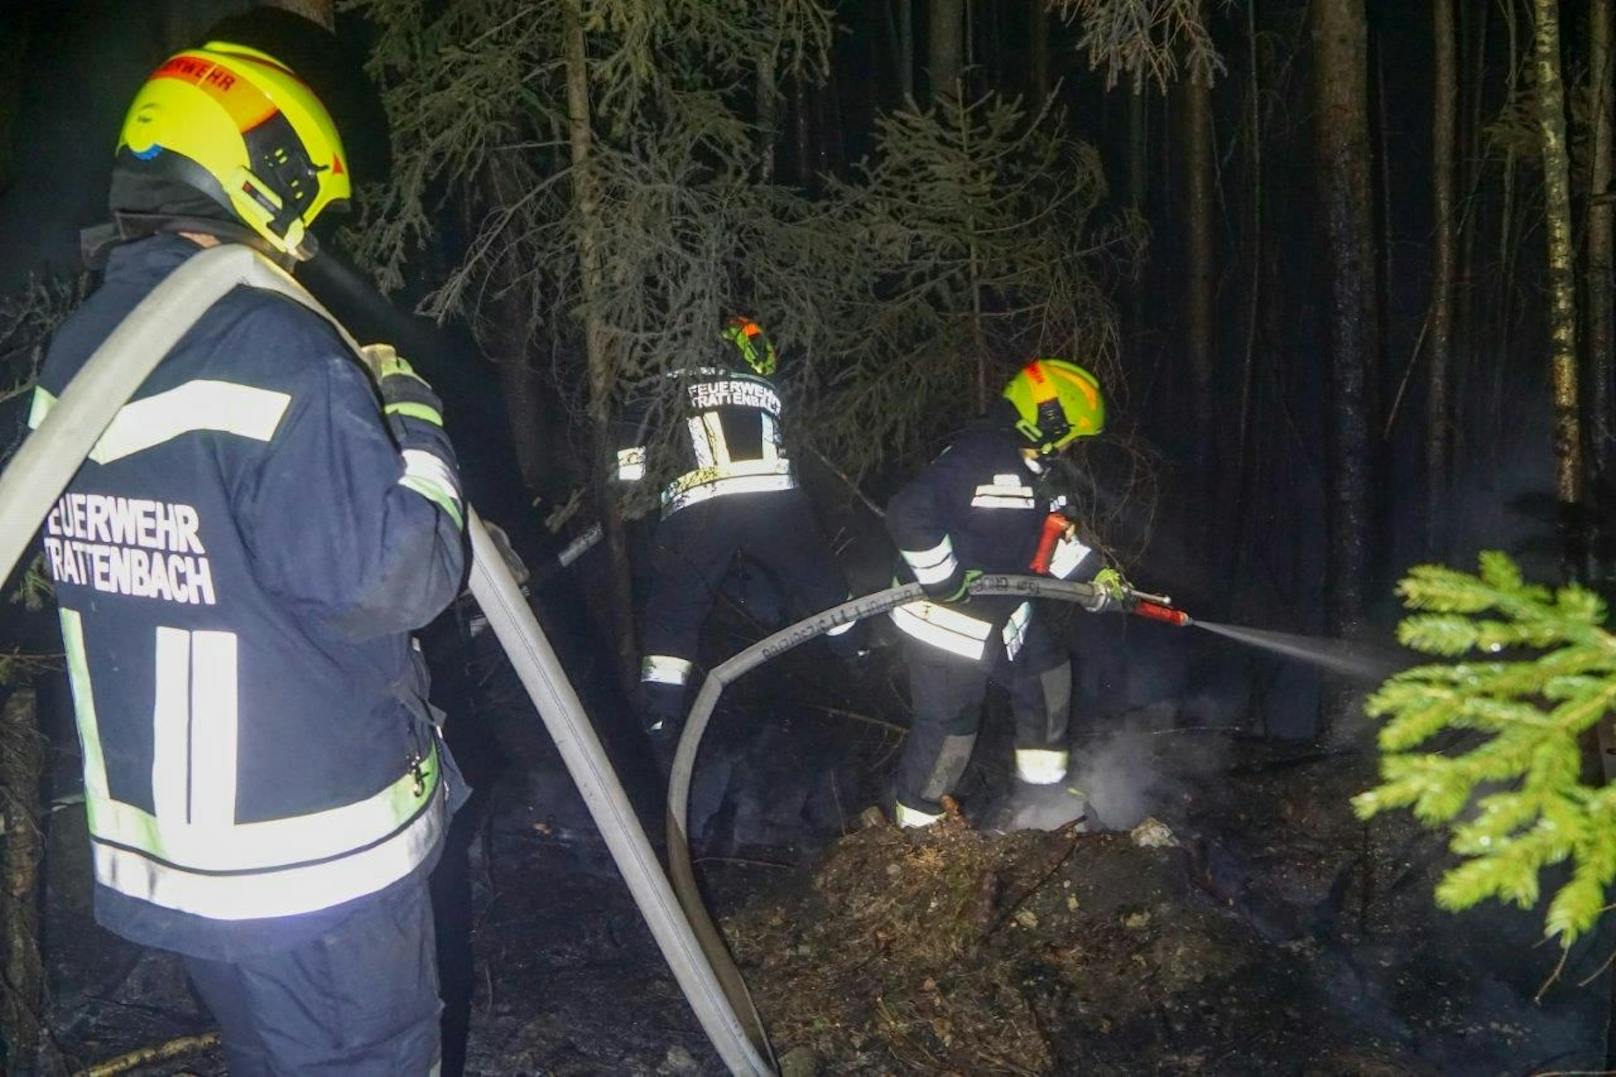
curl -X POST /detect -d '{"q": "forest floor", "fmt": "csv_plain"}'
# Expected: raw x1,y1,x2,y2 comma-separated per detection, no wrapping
37,700,1613,1077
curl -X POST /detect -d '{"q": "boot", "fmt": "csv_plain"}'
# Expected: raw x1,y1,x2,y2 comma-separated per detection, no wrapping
979,779,1088,834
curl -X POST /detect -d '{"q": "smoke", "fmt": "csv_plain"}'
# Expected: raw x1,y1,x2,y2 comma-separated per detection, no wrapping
1071,702,1234,830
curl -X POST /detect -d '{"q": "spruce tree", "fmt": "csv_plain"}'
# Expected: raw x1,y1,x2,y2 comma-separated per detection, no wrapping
1356,552,1616,947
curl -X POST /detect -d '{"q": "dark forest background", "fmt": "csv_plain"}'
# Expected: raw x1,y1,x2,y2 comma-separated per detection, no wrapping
1,0,1610,722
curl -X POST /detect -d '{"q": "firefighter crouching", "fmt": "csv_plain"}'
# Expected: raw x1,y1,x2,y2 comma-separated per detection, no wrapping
34,34,466,1075
886,359,1122,832
618,317,861,761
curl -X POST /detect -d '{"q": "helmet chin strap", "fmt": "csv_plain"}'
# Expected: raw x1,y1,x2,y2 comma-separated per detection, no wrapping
97,213,308,272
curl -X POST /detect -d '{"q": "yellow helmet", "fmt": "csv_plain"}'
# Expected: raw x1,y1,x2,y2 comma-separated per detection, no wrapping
1002,358,1106,454
720,316,778,377
114,42,350,260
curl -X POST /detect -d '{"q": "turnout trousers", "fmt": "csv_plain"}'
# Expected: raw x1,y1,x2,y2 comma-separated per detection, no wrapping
895,611,1072,817
638,487,855,732
183,879,442,1076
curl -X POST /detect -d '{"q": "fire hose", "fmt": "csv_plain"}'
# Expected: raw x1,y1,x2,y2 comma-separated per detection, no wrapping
665,573,1192,1040
0,245,774,1076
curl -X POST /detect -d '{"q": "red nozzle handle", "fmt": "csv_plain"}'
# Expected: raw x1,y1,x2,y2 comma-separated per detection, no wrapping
1030,513,1067,575
1132,600,1191,627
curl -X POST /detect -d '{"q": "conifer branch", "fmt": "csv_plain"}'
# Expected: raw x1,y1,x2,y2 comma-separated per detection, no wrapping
1357,552,1616,948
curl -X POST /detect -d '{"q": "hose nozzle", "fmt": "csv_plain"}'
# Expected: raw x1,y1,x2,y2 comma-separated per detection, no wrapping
1130,598,1193,628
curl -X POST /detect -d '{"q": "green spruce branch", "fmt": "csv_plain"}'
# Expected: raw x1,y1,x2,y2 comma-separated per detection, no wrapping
1355,551,1616,947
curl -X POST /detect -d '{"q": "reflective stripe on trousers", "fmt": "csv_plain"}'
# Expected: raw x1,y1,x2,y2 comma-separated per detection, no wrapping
641,654,694,685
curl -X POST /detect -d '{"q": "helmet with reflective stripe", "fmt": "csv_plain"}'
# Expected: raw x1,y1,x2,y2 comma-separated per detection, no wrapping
721,316,778,377
1003,358,1106,454
115,42,350,260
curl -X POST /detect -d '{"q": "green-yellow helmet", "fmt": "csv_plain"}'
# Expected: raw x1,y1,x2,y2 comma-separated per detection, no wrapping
720,316,778,377
1002,358,1106,454
114,42,351,260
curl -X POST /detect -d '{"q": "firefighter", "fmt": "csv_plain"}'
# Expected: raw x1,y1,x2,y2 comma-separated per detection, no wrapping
886,358,1122,832
32,36,464,1075
618,317,859,756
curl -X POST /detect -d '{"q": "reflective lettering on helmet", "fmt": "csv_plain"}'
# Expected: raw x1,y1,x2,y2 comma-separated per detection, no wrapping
152,54,275,131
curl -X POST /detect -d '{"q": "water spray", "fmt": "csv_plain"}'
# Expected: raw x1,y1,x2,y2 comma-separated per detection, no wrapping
1111,584,1400,683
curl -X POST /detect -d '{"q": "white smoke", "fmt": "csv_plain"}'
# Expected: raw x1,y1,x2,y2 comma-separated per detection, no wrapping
1070,702,1233,830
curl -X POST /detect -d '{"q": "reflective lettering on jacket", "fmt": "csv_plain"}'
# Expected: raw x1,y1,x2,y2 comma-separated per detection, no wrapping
688,378,782,415
38,492,217,606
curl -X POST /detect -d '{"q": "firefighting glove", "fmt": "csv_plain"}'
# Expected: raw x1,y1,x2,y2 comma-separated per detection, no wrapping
360,343,446,428
1084,567,1129,613
929,568,983,606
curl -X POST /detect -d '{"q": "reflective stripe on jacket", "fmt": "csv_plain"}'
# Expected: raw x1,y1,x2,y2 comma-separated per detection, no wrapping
33,236,465,956
885,415,1094,661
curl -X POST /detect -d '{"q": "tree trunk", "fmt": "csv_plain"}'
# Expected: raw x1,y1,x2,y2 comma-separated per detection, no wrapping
1182,28,1215,512
0,10,28,196
1127,87,1148,336
563,0,638,694
757,33,780,182
1533,0,1585,567
1588,0,1614,566
897,0,916,105
478,159,553,502
929,0,964,103
1030,0,1051,101
257,0,334,31
0,689,44,1077
1427,0,1456,556
793,73,814,189
1310,0,1378,673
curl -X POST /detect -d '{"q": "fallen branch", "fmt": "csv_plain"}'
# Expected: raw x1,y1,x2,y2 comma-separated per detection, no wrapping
77,1032,221,1077
808,446,885,519
805,703,908,736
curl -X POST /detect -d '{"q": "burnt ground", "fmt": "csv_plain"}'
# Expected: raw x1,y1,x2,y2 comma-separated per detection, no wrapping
23,605,1616,1076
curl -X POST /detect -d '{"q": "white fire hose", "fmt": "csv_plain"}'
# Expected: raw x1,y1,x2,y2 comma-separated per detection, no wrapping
0,244,773,1076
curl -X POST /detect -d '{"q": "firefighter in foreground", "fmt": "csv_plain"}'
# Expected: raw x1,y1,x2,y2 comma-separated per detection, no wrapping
618,318,859,759
886,359,1121,831
35,36,464,1075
